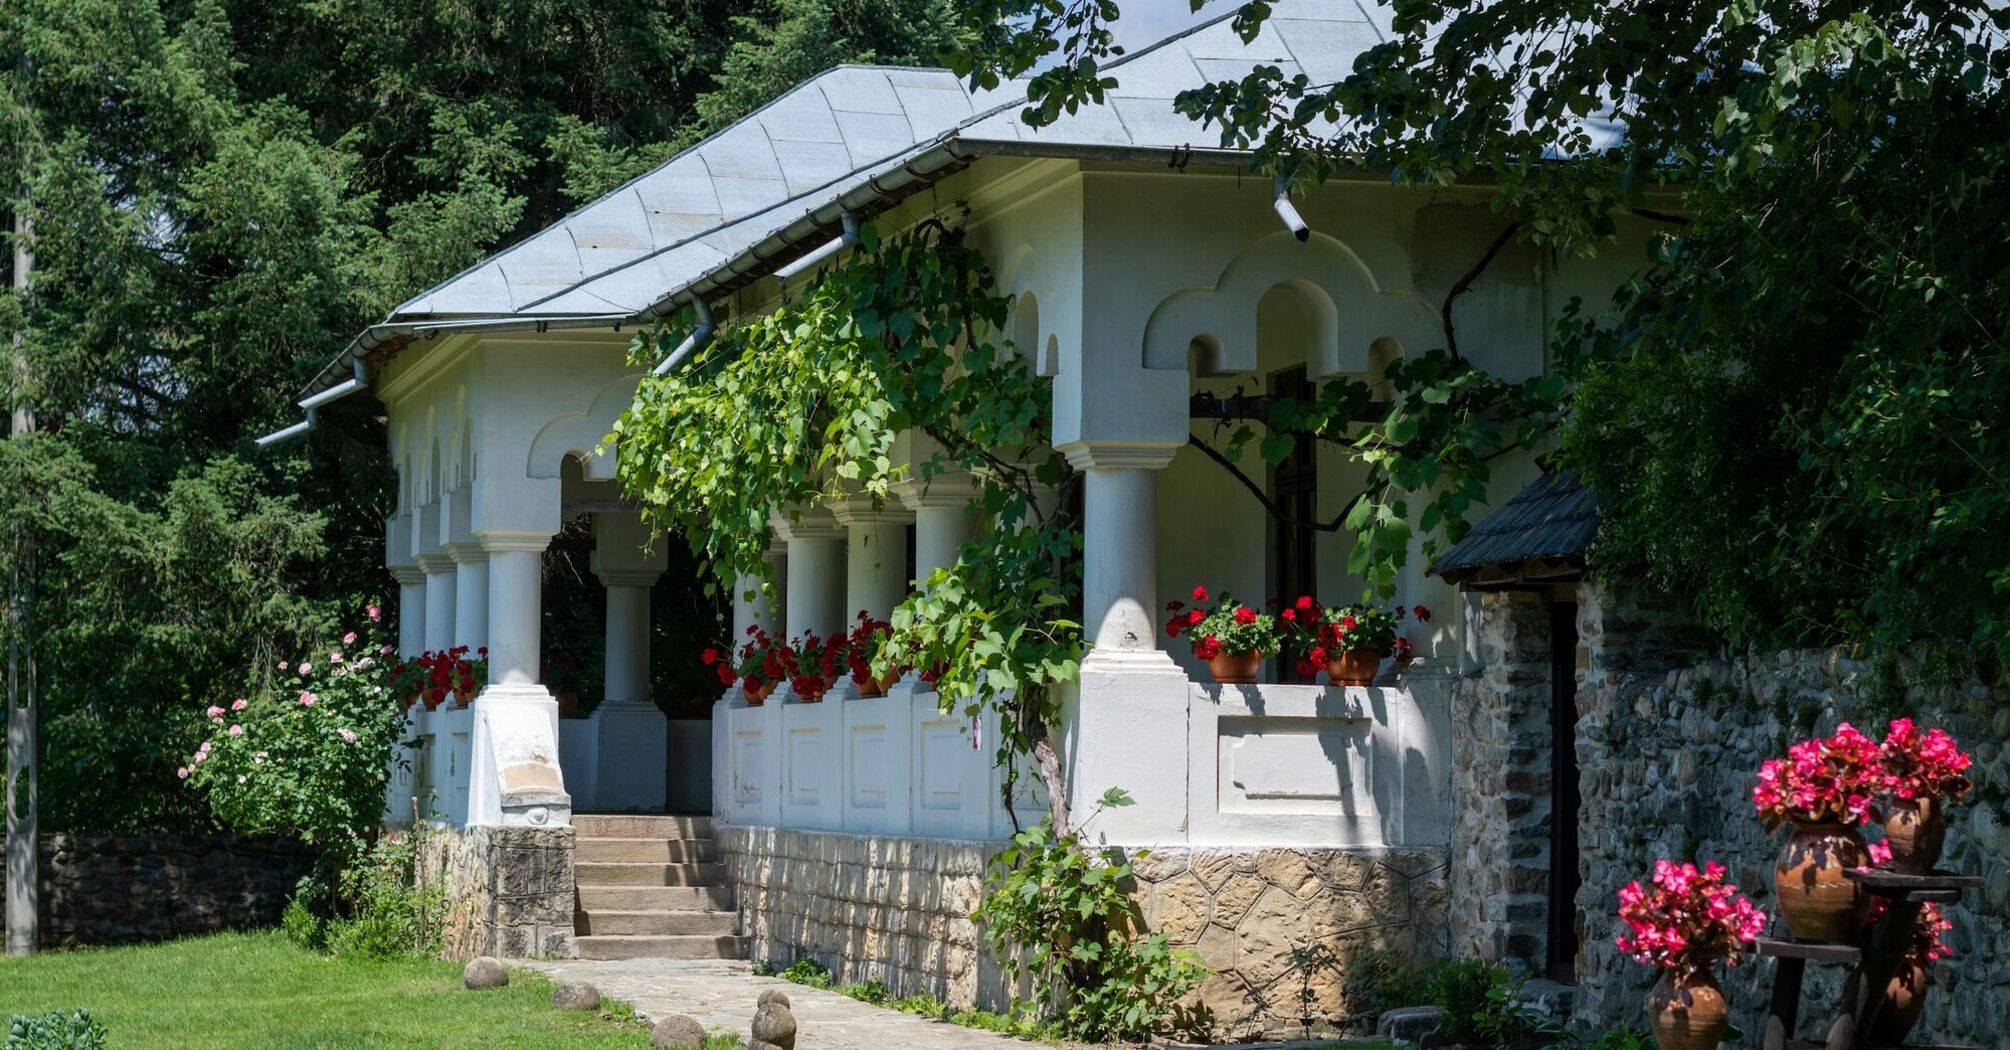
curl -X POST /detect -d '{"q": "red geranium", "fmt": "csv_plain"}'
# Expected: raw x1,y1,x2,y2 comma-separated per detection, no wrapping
1615,860,1766,971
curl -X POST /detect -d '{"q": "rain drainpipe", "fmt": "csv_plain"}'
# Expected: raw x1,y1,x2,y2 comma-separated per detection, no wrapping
1273,172,1310,243
651,297,717,377
254,359,366,447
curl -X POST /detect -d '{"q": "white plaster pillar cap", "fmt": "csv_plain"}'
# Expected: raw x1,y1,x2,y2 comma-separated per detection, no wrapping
1059,440,1181,472
769,505,847,541
829,494,915,527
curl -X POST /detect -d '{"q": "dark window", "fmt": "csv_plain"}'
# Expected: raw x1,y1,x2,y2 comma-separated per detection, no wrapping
1269,368,1317,678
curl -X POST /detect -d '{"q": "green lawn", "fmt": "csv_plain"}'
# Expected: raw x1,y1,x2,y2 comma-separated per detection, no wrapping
0,930,714,1049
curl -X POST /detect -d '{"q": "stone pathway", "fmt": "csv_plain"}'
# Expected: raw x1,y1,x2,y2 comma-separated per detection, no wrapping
523,957,1033,1049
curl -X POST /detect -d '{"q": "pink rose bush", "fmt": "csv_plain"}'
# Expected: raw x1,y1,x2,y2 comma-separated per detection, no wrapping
184,603,410,864
1616,860,1767,971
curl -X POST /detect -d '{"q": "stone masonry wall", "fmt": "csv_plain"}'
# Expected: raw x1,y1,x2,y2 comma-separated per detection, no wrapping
1,833,315,948
718,825,1448,1040
1448,589,1556,971
1568,581,2010,1045
418,823,575,960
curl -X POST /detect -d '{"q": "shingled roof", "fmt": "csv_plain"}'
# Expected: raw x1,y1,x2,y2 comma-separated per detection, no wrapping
1428,470,1597,587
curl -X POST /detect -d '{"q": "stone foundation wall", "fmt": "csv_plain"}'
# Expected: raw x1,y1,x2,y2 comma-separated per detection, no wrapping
418,823,576,960
717,825,1448,1039
2,833,315,948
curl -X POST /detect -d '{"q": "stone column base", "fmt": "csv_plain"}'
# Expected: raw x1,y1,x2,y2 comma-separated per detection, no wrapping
419,823,577,960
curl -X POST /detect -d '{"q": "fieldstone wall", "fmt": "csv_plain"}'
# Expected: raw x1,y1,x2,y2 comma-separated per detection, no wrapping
1571,590,2010,1045
717,825,1448,1039
2,833,315,948
418,823,576,960
1449,580,2010,1044
1448,590,1556,970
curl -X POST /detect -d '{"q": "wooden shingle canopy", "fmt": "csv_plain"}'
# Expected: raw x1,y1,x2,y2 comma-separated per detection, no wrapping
1428,470,1597,589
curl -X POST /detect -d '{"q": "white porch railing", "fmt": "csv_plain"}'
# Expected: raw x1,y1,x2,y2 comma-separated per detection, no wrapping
713,680,1044,840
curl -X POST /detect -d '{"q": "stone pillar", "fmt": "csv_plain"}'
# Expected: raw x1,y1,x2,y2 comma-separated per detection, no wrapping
469,529,570,828
774,507,846,640
1059,441,1189,844
832,498,913,619
589,511,670,813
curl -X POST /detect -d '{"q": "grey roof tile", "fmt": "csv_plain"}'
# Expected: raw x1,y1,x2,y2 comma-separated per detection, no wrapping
1428,470,1598,580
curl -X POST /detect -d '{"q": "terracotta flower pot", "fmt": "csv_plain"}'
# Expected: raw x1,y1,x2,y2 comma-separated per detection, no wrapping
1775,822,1869,941
1649,968,1730,1050
1326,647,1381,687
1207,650,1262,684
745,681,773,707
455,683,479,708
856,674,885,699
878,669,904,693
400,692,418,713
1883,797,1946,875
1872,961,1928,1043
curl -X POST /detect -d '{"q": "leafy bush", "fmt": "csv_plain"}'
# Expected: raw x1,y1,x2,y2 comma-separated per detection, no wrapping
776,958,832,988
184,605,409,871
4,1010,106,1050
1431,960,1548,1047
323,830,445,959
1341,948,1436,1024
974,789,1208,1041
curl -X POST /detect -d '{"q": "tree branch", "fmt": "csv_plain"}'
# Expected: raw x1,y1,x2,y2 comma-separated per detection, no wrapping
1442,222,1520,365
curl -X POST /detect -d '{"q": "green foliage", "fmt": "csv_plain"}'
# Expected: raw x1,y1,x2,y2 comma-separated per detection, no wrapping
952,0,2010,661
1431,961,1548,1048
776,958,834,988
324,829,445,960
612,217,1079,784
3,1011,105,1050
1339,948,1435,1025
184,606,407,869
973,790,1208,1041
280,890,328,953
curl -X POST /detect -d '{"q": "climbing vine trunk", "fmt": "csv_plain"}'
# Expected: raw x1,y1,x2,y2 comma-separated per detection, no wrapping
6,121,37,956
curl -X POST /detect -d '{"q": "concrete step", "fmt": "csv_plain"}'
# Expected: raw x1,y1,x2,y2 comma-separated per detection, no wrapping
575,934,749,961
575,861,727,887
573,814,712,839
577,884,734,912
573,909,740,937
575,837,717,864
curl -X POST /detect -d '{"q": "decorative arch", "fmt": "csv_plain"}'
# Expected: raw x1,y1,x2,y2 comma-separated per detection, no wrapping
1142,230,1437,378
526,373,643,482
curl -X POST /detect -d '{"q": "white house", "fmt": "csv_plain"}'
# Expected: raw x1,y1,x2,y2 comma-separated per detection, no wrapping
268,0,1654,1034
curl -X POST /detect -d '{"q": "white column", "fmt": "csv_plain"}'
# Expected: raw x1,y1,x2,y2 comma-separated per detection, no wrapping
415,501,456,653
589,511,670,813
774,507,846,640
730,540,787,642
1059,441,1188,844
832,498,913,619
891,434,978,585
384,514,423,824
468,529,570,827
445,488,488,651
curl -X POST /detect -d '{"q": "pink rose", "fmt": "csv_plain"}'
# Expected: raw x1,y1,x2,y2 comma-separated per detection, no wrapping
330,651,344,663
338,728,358,743
176,766,189,779
343,631,358,645
367,603,382,622
228,724,243,737
297,662,312,676
231,698,247,712
299,691,318,707
206,705,225,720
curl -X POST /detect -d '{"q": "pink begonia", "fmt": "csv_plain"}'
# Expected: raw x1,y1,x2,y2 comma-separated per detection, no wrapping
338,727,358,743
1616,859,1765,971
231,698,247,712
343,631,358,645
299,691,318,707
228,724,244,737
205,705,225,720
298,662,312,676
367,603,382,622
